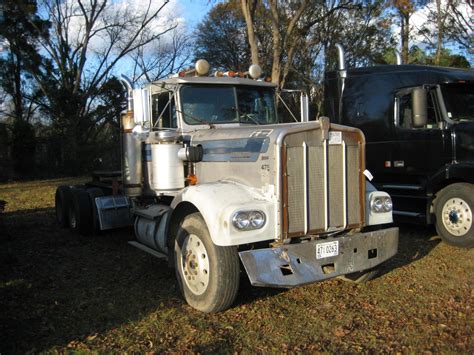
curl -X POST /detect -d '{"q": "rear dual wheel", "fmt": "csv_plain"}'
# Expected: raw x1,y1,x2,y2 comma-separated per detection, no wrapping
55,185,73,228
68,187,93,235
55,185,104,236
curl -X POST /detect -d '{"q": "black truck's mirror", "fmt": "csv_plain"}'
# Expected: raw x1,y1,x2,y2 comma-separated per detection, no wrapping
412,87,428,128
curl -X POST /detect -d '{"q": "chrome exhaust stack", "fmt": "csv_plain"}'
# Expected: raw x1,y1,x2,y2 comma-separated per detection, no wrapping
120,75,134,112
335,43,347,122
335,43,347,74
119,75,142,197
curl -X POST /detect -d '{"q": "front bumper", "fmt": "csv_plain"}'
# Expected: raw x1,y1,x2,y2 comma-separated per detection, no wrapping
239,227,398,288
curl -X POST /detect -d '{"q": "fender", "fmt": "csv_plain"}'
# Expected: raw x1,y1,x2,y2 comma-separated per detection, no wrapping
171,181,277,246
425,162,474,224
428,162,474,194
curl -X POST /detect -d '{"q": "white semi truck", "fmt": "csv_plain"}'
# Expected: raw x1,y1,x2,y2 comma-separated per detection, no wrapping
55,60,398,313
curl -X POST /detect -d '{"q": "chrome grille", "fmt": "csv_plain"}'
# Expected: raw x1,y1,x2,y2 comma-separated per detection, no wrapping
283,129,363,237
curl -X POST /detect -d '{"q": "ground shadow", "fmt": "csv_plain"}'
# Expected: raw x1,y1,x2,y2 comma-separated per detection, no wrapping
0,207,182,353
0,208,442,352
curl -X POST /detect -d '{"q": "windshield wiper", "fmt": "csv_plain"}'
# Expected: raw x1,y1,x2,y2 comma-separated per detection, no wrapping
176,109,215,128
232,107,261,125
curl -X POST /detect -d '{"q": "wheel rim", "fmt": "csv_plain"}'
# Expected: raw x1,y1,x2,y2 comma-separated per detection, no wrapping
180,233,210,296
70,208,77,229
442,197,472,237
56,199,63,221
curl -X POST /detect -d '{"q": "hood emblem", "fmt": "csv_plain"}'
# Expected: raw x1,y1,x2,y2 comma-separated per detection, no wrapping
319,116,331,141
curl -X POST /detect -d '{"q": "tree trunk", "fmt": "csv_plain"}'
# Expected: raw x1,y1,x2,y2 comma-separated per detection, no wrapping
401,14,410,63
12,51,24,122
269,0,281,87
435,0,443,65
241,0,260,66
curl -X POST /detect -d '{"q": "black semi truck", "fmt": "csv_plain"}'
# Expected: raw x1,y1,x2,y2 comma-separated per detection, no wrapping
324,46,474,248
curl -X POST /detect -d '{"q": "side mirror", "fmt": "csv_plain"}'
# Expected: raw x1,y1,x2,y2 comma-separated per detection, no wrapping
412,88,427,128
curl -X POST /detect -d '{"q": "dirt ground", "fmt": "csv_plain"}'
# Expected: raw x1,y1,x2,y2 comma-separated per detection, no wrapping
0,178,473,353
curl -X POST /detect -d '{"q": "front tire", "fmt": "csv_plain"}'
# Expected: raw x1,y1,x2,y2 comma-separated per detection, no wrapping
174,212,240,313
434,183,474,248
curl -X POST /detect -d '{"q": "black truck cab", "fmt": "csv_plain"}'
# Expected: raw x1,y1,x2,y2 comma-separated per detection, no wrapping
325,64,474,248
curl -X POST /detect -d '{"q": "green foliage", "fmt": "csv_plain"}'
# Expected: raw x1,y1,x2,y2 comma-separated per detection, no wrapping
194,2,250,71
0,0,49,177
39,76,124,175
326,0,397,69
11,118,36,175
381,46,471,68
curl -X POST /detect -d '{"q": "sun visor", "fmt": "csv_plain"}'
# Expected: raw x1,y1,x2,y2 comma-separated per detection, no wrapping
132,88,150,124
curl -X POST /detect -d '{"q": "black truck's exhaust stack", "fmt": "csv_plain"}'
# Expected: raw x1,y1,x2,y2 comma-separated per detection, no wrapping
335,44,347,122
394,49,402,65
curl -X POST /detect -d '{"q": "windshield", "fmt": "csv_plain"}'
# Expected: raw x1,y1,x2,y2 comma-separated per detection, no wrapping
180,85,278,125
441,83,474,122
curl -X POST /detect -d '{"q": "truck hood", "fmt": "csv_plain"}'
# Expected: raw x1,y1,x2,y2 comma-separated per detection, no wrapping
188,122,309,144
187,121,363,146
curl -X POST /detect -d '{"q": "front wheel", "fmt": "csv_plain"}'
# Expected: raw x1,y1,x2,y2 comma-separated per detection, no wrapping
434,183,474,248
174,212,240,313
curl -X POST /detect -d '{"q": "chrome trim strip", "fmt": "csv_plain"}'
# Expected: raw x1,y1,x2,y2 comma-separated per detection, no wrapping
342,141,347,229
303,141,308,234
393,210,423,217
382,184,422,190
324,139,328,231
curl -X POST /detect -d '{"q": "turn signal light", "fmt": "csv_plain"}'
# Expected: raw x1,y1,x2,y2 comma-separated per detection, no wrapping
186,174,198,185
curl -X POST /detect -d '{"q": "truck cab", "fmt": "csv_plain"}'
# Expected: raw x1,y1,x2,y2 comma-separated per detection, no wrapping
325,56,474,248
56,61,399,312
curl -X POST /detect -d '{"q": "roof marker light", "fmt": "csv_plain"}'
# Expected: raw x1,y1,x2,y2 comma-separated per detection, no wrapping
249,64,262,79
195,59,210,76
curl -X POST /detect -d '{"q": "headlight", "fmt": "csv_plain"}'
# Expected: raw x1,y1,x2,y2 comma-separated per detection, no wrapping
370,196,393,213
383,197,393,212
232,210,266,230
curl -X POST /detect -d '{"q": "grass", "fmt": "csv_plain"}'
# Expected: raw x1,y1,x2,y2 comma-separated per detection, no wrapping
0,178,473,353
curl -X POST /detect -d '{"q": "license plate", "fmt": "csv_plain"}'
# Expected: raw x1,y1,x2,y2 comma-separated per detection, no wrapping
316,241,339,259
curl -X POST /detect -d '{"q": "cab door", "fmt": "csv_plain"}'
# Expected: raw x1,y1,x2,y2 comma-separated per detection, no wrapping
382,86,451,219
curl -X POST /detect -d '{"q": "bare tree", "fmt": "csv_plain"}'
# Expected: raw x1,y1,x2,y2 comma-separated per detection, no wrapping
27,0,182,173
446,0,473,55
391,0,429,63
240,1,357,89
33,0,178,103
131,28,192,84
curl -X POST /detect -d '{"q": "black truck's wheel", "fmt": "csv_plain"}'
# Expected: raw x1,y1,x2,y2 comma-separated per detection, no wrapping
434,183,474,248
55,185,73,228
87,187,104,235
174,212,240,313
69,187,93,236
